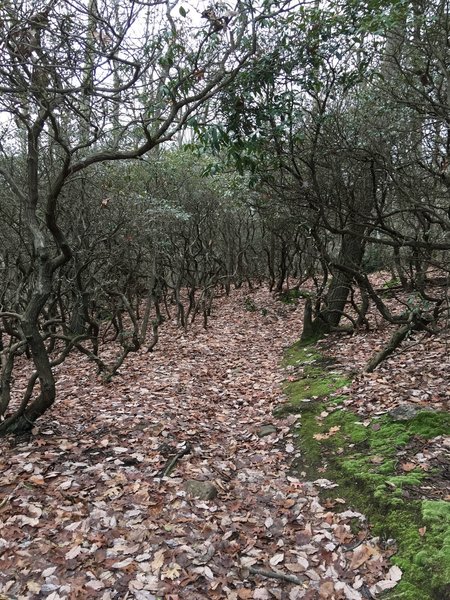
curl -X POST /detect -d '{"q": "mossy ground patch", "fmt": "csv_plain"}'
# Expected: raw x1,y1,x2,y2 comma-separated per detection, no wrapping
278,339,450,600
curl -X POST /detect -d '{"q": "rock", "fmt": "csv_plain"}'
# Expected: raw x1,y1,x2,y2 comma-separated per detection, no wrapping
388,404,418,421
184,480,218,500
257,424,277,438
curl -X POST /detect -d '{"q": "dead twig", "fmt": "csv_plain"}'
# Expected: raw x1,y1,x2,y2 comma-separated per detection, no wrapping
156,442,192,480
247,565,305,586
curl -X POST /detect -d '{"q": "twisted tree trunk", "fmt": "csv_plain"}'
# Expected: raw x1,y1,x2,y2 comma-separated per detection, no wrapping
302,227,366,341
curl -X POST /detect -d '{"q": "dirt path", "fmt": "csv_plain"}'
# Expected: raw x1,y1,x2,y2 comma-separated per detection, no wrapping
0,289,398,599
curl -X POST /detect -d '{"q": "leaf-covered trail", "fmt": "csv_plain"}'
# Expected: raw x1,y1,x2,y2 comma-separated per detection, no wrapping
0,289,398,599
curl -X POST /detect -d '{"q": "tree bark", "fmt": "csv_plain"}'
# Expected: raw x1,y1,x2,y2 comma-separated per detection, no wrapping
302,228,366,341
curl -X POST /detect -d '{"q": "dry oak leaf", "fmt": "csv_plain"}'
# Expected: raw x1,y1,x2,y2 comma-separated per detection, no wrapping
334,582,362,600
334,525,353,544
349,544,375,570
241,556,258,567
265,516,274,528
17,515,40,527
59,480,72,490
289,587,307,600
27,582,41,594
162,563,182,580
284,498,296,508
46,593,63,600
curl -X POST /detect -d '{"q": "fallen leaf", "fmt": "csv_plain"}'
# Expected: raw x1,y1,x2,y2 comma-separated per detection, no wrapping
269,552,284,566
401,463,416,472
59,480,72,490
27,582,41,593
29,475,45,486
265,516,274,528
254,590,271,600
238,589,253,599
85,580,105,590
319,581,335,598
285,562,308,573
151,549,165,572
65,545,82,560
111,558,133,569
240,556,258,567
370,580,398,594
162,562,181,580
350,544,374,570
313,426,341,440
387,565,402,582
17,515,40,527
334,581,362,599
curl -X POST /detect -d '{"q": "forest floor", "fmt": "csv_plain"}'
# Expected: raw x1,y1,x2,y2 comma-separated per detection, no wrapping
0,285,449,600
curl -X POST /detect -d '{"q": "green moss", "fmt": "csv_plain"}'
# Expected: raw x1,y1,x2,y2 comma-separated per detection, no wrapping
407,411,450,437
279,289,303,304
383,278,401,289
284,373,348,403
329,395,346,406
380,500,450,598
282,340,321,367
282,342,348,405
279,338,450,600
243,296,257,312
298,407,450,598
421,501,450,593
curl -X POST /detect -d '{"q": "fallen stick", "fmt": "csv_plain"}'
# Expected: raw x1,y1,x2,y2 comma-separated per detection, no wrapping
365,323,413,372
156,442,192,479
248,566,304,586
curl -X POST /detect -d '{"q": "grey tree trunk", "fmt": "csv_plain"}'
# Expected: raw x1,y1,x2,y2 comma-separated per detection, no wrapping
302,225,366,340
